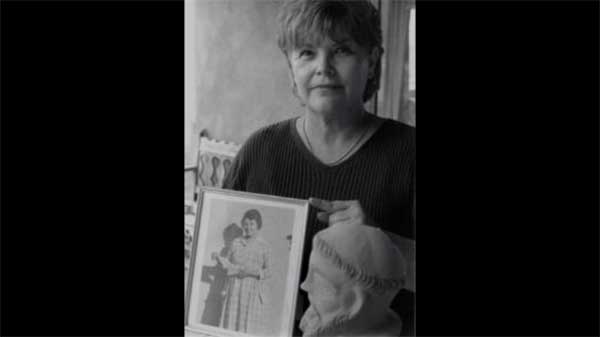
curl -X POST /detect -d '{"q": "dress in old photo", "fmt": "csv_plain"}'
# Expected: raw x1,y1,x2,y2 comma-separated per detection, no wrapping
220,235,272,334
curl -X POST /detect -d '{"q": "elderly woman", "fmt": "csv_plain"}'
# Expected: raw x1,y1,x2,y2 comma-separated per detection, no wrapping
223,0,415,333
216,209,272,334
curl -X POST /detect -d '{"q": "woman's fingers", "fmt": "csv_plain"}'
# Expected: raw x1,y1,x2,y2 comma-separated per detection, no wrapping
313,199,370,227
316,208,354,226
316,211,348,223
309,198,350,212
335,219,362,227
316,211,329,222
309,198,333,211
328,209,353,224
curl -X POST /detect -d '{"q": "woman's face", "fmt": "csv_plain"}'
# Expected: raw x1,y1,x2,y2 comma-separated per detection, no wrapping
242,218,259,238
288,34,373,116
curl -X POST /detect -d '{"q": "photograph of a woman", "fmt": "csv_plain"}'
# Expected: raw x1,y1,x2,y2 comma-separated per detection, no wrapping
216,209,272,334
186,192,307,337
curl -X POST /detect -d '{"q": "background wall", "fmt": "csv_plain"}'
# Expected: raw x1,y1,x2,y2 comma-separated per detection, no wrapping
187,0,300,156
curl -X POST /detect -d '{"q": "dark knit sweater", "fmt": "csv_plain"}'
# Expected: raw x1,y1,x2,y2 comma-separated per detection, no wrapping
223,117,415,240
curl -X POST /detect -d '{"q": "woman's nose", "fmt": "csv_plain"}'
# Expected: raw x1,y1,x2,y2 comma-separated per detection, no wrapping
315,52,334,76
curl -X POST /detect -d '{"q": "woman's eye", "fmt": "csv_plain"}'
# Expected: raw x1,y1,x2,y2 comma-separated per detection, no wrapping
298,50,314,58
335,46,352,55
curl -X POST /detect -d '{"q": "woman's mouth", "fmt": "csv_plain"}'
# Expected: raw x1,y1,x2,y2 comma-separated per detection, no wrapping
312,84,342,90
311,85,343,96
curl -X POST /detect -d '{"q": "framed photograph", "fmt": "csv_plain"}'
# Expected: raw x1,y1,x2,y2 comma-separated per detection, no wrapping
185,187,309,337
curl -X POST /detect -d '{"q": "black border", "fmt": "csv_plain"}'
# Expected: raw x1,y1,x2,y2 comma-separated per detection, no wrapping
2,1,184,336
416,1,599,336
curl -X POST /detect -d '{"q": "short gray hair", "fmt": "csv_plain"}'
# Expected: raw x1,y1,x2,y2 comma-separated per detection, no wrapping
276,0,384,103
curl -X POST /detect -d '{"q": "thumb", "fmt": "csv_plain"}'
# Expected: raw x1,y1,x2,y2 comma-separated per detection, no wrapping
309,198,333,212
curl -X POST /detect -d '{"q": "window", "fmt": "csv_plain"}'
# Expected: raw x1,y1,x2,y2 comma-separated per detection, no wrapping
408,7,415,101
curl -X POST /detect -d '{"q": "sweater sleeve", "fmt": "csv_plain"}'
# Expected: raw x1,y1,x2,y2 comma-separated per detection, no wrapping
222,124,272,192
406,132,416,239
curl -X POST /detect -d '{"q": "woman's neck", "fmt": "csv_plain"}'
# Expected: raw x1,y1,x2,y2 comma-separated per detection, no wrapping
296,104,383,165
303,107,368,144
244,234,258,242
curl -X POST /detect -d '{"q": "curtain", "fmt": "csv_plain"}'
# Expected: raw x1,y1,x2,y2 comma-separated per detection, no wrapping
378,0,414,126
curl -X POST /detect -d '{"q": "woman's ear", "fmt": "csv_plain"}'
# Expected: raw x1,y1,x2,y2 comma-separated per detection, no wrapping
367,47,382,79
286,61,305,106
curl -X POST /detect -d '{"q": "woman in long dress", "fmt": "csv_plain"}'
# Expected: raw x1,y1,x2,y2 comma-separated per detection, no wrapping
216,209,272,334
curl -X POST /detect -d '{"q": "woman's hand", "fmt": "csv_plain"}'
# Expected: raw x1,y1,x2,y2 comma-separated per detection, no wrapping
225,264,241,276
214,254,239,275
238,265,261,278
214,254,227,267
309,198,375,227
